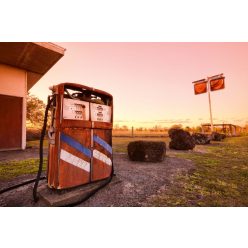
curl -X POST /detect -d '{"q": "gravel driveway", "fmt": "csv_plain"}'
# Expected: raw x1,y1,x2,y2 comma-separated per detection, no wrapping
0,147,48,162
0,152,193,207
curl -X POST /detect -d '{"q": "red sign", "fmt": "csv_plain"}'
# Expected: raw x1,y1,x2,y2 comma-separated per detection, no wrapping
210,77,225,91
194,81,207,95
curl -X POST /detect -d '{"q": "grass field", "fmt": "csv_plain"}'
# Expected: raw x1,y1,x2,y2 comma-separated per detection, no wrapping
148,136,248,206
1,136,248,207
112,129,168,137
1,137,168,180
0,158,47,180
26,137,169,153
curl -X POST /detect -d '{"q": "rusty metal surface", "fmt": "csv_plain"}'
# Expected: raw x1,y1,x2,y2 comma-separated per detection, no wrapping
47,83,113,190
47,144,56,188
54,82,113,99
59,128,91,189
92,129,112,181
210,77,225,91
194,81,207,95
61,120,92,129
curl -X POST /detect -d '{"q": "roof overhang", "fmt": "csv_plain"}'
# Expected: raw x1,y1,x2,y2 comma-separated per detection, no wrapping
0,42,65,90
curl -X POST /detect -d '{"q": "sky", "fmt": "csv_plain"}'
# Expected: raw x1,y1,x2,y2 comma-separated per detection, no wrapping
30,42,248,128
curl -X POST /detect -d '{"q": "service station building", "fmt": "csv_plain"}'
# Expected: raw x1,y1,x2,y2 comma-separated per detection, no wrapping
0,42,65,151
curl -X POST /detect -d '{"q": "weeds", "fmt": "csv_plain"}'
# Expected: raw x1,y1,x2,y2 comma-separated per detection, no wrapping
2,136,248,206
149,136,248,206
0,158,47,180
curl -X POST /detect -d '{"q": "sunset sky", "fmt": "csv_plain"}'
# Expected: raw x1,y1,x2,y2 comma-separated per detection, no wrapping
30,42,248,128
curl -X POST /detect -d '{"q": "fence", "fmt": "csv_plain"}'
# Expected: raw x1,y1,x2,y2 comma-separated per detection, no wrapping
113,127,169,137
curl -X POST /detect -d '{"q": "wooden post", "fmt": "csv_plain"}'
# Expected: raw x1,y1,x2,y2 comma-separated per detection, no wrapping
131,126,134,138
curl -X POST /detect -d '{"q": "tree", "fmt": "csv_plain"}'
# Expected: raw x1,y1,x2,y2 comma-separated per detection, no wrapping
136,127,144,131
26,93,46,126
185,126,191,132
195,126,202,132
121,125,129,131
114,124,120,130
170,124,183,129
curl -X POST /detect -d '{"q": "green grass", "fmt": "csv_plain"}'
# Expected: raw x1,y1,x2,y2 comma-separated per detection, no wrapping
149,136,248,207
3,136,248,207
26,139,48,148
0,158,47,180
2,137,168,181
27,137,169,153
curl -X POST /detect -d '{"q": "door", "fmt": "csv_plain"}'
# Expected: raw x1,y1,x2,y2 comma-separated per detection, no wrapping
92,129,113,181
0,94,22,150
57,128,92,189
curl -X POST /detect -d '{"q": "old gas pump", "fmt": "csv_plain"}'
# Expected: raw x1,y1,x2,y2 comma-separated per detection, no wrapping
33,83,113,202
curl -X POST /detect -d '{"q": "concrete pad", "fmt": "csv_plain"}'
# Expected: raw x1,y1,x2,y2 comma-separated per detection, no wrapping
38,178,111,207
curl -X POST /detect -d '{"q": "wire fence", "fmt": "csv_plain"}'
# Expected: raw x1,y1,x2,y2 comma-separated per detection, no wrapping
113,127,169,137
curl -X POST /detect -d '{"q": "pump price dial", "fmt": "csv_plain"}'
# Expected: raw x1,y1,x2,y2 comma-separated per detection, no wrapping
63,98,89,120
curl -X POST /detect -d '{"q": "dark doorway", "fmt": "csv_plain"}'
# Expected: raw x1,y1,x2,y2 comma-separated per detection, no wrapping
0,94,23,150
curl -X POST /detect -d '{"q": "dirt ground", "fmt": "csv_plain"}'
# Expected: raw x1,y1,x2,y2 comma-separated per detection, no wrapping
0,151,193,207
80,153,193,207
0,147,48,162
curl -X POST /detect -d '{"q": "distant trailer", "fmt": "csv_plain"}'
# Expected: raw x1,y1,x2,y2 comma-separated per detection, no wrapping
201,123,243,136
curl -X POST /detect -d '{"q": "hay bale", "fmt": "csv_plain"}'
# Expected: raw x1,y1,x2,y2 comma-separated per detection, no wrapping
169,128,195,150
211,132,226,141
128,141,166,162
168,128,179,137
192,133,211,145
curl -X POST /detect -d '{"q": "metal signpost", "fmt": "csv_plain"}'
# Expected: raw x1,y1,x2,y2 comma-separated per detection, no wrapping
193,73,225,132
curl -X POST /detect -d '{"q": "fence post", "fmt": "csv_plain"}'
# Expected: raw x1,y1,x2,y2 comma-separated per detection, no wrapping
132,126,134,138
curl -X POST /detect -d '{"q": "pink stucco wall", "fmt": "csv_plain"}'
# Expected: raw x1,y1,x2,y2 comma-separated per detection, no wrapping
0,64,26,97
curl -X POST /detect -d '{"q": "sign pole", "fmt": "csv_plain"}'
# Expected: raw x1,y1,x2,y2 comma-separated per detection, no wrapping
193,73,224,133
207,77,214,132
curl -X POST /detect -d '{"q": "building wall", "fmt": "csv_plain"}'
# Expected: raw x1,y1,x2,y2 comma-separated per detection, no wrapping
0,64,27,150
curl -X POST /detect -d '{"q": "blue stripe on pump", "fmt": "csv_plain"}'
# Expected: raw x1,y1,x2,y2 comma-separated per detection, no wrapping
60,133,92,158
93,135,112,154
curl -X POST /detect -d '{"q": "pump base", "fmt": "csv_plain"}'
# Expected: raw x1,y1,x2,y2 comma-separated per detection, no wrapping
38,178,111,206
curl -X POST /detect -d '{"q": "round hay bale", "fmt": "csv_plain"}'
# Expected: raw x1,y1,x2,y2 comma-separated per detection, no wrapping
211,132,226,141
192,133,211,145
127,141,166,162
168,128,195,150
168,128,179,137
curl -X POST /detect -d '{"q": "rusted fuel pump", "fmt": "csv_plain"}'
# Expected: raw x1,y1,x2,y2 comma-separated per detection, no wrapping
33,83,113,204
